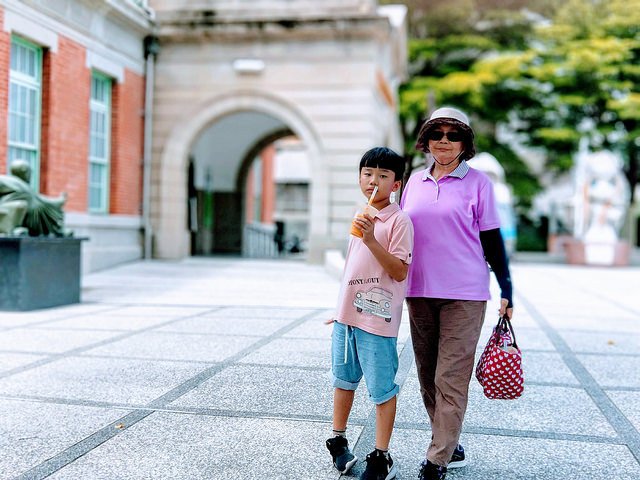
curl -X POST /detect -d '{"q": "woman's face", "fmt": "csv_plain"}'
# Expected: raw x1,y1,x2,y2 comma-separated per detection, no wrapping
427,124,464,165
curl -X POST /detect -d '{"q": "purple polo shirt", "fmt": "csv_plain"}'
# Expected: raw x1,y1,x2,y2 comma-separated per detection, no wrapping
400,160,500,301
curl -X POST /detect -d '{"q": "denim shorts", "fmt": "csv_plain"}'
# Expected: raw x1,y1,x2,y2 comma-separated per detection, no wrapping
331,322,399,405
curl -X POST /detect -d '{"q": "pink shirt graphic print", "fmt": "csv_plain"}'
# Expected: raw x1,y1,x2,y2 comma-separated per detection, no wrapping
334,203,414,338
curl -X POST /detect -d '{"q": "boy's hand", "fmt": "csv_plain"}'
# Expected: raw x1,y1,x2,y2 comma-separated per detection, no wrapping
354,213,376,242
324,318,335,325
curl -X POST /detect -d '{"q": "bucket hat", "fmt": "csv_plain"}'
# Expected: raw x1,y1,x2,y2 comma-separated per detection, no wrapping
428,107,470,126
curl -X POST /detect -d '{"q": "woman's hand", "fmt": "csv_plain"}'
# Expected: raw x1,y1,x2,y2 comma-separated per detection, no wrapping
500,298,513,320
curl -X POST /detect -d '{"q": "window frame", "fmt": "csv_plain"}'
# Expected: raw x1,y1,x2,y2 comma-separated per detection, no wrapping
8,36,43,190
88,71,113,214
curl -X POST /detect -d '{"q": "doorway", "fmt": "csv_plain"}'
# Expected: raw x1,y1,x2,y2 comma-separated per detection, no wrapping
187,110,310,258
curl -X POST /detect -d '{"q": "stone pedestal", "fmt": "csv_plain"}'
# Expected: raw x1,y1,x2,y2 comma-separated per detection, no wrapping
564,239,630,266
0,237,86,311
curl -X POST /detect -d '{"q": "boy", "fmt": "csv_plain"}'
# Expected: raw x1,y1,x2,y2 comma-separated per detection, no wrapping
326,147,414,480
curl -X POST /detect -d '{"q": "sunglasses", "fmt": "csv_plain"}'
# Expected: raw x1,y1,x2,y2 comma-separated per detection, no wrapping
426,130,464,142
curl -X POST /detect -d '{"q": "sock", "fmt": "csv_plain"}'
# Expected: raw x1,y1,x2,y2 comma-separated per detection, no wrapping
332,429,347,438
375,447,389,458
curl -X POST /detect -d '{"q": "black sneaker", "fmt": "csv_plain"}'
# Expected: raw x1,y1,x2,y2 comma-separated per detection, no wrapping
448,444,467,468
360,449,397,480
417,459,447,480
326,435,357,473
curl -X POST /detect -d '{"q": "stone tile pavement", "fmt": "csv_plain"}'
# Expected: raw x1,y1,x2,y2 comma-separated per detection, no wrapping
1,257,639,479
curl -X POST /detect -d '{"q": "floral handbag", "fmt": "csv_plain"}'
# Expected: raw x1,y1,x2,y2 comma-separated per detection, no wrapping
475,315,524,400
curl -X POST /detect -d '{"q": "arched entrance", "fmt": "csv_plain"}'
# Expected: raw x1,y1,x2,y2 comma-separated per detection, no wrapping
188,110,311,257
153,90,326,261
148,2,408,263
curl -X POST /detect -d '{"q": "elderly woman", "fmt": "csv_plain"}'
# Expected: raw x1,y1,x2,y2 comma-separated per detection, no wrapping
400,107,514,480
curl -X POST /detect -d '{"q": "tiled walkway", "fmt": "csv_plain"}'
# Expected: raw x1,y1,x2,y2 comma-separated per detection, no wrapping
1,258,639,479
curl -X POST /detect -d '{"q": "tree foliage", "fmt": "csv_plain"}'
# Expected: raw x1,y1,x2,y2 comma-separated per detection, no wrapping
397,2,547,208
394,0,640,208
503,0,640,191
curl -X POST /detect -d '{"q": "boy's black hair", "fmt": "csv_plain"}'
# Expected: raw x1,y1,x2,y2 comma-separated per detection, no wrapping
359,147,405,181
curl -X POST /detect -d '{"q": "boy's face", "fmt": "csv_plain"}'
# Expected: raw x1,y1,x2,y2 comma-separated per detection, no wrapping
359,166,401,203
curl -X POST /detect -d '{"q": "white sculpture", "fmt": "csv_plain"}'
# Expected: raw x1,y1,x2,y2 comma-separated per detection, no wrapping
572,150,630,265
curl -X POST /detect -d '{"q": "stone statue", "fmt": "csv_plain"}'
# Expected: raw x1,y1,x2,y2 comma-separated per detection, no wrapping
0,160,68,236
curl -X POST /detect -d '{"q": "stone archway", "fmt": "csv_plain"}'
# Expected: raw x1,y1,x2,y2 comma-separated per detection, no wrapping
153,89,327,260
149,2,407,263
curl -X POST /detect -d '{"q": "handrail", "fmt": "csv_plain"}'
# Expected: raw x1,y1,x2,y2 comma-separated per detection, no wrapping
242,223,278,258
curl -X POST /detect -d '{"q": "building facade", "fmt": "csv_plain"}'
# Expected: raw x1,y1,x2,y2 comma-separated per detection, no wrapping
147,0,408,262
0,0,153,272
1,0,407,270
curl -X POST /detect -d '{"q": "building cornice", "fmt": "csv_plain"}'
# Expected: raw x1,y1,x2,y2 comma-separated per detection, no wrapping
1,0,154,73
4,0,155,34
149,0,377,20
103,0,156,31
155,13,392,43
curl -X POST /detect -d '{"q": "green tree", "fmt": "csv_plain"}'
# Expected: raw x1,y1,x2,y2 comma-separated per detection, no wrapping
501,0,640,198
396,0,640,208
398,16,544,208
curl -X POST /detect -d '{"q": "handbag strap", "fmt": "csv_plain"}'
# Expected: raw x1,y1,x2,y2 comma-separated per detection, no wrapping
498,315,519,350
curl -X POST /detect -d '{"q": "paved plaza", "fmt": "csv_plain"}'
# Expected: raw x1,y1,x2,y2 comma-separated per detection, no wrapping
1,257,639,479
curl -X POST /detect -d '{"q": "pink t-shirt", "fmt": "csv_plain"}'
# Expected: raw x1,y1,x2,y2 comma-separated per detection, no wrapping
334,203,414,338
400,161,500,300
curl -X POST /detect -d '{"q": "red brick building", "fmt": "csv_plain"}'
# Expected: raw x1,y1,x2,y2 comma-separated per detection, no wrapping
2,1,409,266
0,0,153,271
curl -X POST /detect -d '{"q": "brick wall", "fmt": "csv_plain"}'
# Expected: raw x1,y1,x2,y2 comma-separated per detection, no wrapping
40,37,90,212
1,10,146,223
42,43,146,215
0,8,8,174
110,70,144,215
2,23,146,215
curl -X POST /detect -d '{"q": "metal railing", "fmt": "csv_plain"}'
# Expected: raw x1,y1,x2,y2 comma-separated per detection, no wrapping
242,223,279,258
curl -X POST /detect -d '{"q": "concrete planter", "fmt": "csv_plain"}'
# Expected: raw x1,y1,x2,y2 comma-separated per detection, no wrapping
0,237,86,311
564,238,630,266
